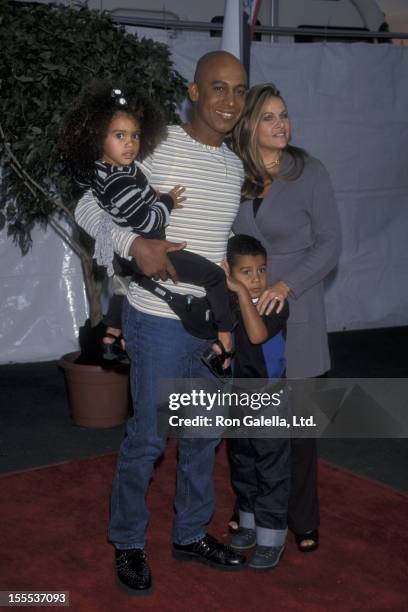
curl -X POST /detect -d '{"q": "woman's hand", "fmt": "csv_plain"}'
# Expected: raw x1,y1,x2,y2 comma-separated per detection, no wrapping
256,281,290,315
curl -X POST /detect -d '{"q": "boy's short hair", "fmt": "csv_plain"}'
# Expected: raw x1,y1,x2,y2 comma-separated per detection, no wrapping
227,234,267,268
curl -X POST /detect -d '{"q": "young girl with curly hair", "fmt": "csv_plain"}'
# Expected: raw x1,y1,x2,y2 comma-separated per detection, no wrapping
60,82,234,375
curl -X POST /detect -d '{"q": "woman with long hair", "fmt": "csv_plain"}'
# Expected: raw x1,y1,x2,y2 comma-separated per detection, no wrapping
231,83,341,552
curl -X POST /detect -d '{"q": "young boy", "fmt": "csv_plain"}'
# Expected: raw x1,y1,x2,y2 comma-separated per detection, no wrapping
224,234,290,571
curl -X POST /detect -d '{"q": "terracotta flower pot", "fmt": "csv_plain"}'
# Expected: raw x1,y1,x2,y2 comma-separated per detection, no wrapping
59,351,129,428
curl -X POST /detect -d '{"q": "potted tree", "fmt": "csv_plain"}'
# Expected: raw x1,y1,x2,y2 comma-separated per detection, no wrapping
0,1,187,426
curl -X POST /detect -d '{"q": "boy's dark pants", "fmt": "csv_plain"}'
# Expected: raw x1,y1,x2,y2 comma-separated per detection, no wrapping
229,437,290,530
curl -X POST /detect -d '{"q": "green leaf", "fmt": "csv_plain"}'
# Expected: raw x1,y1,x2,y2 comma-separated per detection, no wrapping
0,0,187,311
41,62,60,71
14,75,37,82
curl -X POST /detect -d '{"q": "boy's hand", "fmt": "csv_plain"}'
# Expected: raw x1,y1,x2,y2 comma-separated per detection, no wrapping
257,281,289,315
222,261,269,345
168,184,186,209
221,260,248,295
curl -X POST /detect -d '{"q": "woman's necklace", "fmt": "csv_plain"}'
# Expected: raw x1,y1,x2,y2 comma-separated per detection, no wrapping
260,152,283,196
261,152,283,195
264,151,282,171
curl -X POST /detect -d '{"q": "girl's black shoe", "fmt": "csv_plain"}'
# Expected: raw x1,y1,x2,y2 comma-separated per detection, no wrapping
201,339,234,381
102,333,130,365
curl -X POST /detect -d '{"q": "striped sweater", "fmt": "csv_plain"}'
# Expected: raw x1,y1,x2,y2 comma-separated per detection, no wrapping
75,125,244,320
92,160,173,236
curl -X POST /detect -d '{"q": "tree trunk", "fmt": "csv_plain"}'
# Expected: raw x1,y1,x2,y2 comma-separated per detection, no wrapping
80,250,104,327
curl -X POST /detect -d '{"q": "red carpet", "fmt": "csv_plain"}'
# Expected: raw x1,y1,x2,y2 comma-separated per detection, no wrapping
1,443,407,611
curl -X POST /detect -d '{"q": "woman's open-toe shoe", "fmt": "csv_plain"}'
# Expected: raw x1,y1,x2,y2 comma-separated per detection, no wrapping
201,339,234,382
102,333,130,365
295,529,319,553
228,511,240,534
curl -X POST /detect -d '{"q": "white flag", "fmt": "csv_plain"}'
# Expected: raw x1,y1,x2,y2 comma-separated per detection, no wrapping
220,0,243,60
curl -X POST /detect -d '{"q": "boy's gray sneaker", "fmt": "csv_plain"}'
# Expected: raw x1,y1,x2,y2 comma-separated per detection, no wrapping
230,527,256,550
248,544,285,571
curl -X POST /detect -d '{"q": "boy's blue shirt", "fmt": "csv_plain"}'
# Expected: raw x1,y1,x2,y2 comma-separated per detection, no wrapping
233,300,289,379
260,330,287,378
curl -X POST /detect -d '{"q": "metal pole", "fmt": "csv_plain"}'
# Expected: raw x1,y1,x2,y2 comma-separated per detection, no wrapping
271,0,279,44
242,6,251,78
111,16,408,41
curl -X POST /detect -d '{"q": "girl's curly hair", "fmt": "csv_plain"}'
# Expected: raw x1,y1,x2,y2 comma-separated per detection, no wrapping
58,81,167,184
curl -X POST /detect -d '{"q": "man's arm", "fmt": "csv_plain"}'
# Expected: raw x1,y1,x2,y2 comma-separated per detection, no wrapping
127,236,187,282
75,191,186,281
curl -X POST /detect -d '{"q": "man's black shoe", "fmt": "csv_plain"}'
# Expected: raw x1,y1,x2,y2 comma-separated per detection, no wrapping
115,548,153,596
172,534,246,571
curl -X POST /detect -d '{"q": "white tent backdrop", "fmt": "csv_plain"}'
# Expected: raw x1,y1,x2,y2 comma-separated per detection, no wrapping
1,33,407,363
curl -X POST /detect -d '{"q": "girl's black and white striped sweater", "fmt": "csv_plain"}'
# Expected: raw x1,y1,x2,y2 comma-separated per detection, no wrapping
91,160,173,238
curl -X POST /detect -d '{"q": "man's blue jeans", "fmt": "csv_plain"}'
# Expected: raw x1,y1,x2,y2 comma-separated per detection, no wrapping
108,300,219,549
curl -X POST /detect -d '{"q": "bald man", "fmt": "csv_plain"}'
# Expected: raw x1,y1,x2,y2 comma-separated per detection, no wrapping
75,51,248,595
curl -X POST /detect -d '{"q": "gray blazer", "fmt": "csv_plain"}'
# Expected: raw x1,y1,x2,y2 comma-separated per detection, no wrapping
232,153,341,377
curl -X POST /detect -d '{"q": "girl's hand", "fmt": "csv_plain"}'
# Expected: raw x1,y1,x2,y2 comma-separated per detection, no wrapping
168,184,186,209
256,281,290,315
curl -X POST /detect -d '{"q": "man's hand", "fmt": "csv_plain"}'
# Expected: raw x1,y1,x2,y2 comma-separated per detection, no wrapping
129,237,187,282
